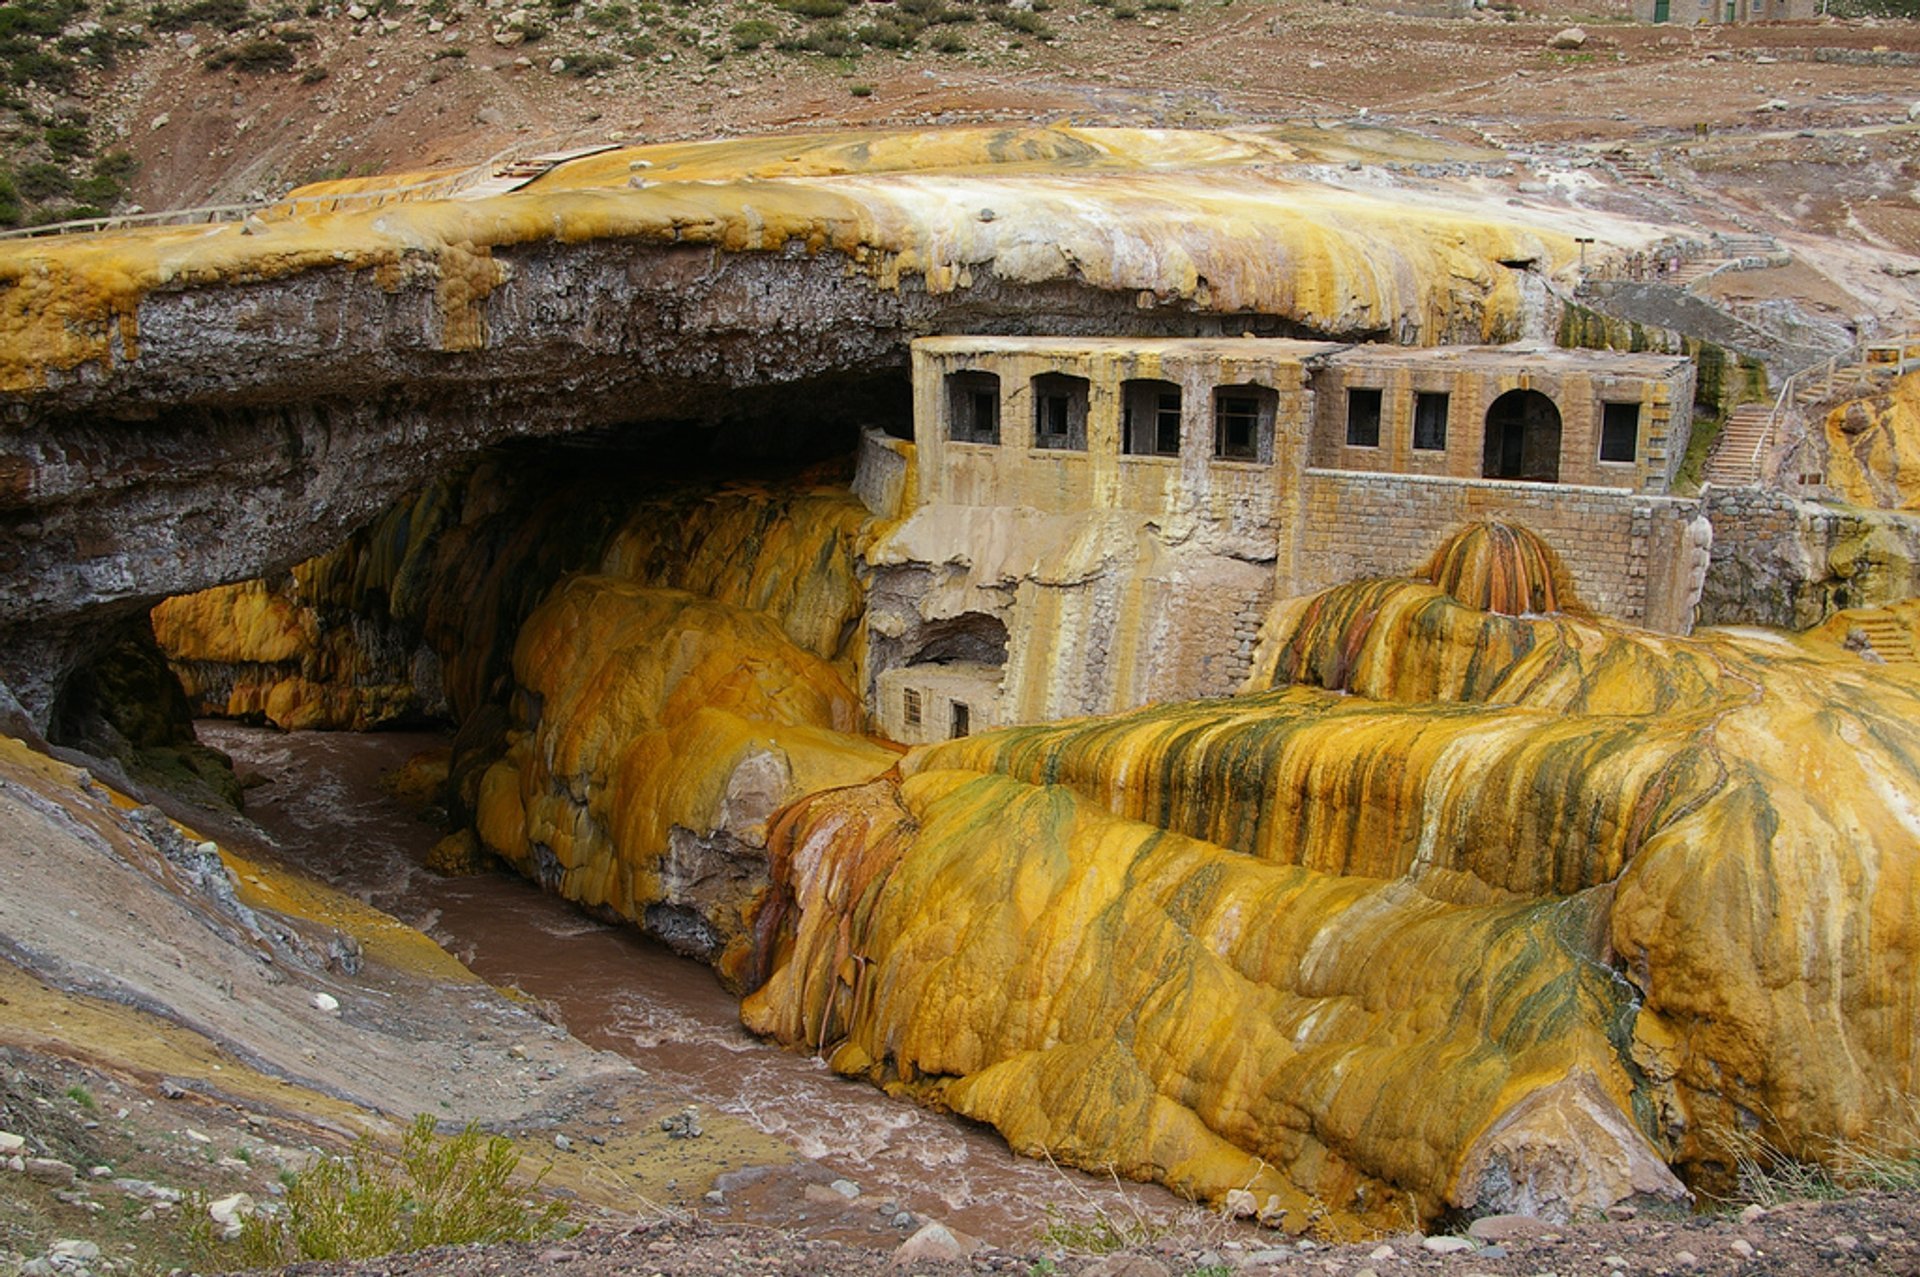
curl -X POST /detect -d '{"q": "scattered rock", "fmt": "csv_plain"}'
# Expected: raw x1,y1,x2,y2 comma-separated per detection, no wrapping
890,1221,976,1267
0,1132,23,1154
1080,1256,1169,1277
48,1239,100,1262
553,1133,573,1152
1423,1235,1475,1254
208,1192,254,1240
23,1157,77,1185
660,1106,702,1139
1674,1250,1699,1267
1740,1204,1768,1224
828,1178,861,1199
148,113,169,131
1469,1213,1562,1243
1548,26,1586,49
1731,1238,1756,1258
312,991,339,1013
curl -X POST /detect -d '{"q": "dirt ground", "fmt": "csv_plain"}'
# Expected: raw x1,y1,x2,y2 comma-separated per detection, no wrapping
262,1188,1920,1275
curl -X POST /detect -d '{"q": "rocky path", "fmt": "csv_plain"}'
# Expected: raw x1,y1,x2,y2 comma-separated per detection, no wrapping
269,1190,1920,1277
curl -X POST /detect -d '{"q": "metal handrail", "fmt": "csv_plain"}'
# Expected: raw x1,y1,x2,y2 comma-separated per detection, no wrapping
1765,334,1920,489
0,130,607,242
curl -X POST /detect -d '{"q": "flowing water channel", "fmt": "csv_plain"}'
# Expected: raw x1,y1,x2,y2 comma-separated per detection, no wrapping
197,721,1218,1252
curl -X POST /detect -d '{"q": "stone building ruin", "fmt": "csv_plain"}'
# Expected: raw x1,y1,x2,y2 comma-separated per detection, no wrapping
867,336,1701,745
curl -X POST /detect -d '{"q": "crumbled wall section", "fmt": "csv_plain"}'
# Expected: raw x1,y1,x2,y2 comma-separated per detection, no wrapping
1297,470,1704,630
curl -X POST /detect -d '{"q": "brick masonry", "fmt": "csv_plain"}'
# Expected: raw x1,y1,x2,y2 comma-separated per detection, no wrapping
1297,470,1705,629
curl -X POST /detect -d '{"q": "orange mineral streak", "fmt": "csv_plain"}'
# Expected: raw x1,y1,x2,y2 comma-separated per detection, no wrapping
0,126,1595,392
1421,520,1572,618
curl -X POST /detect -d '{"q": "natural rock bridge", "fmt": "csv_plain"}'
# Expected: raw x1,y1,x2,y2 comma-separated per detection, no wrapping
0,124,1620,724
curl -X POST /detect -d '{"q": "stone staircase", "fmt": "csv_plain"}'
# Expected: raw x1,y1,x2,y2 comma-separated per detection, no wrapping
1704,402,1774,486
1849,613,1920,666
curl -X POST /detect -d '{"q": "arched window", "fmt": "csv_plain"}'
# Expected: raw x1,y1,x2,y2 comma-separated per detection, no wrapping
1482,389,1562,482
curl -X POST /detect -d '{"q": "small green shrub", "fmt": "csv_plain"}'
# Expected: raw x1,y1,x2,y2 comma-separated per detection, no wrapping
44,121,90,158
856,15,917,46
15,160,70,201
847,80,871,95
7,49,78,90
775,0,846,17
65,1084,97,1110
203,36,296,70
1036,1202,1164,1255
298,62,326,81
988,6,1052,37
558,48,618,73
1141,0,1181,9
787,18,853,53
928,27,963,50
237,1115,569,1265
730,15,776,46
151,0,254,30
0,168,22,226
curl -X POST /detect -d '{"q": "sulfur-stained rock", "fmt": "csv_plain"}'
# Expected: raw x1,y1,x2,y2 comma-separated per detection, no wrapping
1822,370,1920,511
742,522,1920,1229
476,576,894,980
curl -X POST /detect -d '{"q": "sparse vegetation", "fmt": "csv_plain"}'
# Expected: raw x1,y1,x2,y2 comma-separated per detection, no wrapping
203,36,298,70
1717,1102,1920,1209
150,0,254,31
64,1083,97,1109
232,1114,570,1265
729,15,776,46
847,80,871,95
558,48,619,74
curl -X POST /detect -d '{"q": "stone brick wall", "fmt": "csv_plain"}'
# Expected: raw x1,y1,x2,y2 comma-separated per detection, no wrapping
1295,469,1704,629
1701,487,1920,630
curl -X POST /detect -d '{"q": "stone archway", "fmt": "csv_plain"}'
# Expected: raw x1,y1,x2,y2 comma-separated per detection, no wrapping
1482,389,1562,482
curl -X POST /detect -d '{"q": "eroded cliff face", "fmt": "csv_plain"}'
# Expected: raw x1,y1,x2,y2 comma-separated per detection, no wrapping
1,123,1680,725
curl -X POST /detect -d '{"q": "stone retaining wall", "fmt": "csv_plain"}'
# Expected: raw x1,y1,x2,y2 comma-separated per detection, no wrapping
1296,469,1706,631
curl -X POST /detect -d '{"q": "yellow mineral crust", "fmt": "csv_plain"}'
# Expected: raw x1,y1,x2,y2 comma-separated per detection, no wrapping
1823,370,1920,511
475,575,893,980
0,126,1606,391
598,480,875,677
741,768,1656,1233
894,571,1920,1190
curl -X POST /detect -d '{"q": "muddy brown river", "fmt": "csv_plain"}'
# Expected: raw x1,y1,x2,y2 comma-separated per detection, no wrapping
198,722,1220,1253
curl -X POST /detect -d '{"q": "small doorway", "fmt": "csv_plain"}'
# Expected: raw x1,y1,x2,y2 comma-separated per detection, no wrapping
1482,389,1563,482
1653,0,1668,19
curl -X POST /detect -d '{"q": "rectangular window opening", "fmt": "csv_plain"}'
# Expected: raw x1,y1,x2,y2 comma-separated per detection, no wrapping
1212,385,1276,462
902,687,921,729
1413,392,1449,452
1123,380,1182,457
1031,372,1090,451
1600,401,1641,463
945,371,1001,445
950,701,970,739
1346,388,1383,448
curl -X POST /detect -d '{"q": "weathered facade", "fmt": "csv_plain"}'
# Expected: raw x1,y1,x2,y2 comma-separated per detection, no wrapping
1634,0,1817,23
869,336,1701,744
